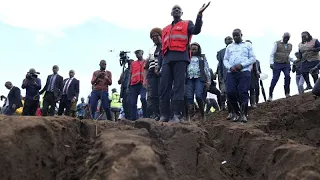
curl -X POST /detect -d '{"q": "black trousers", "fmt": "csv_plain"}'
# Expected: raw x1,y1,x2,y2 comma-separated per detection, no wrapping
147,75,160,117
58,95,72,116
159,61,187,118
208,84,222,108
42,92,56,116
22,99,39,116
122,89,131,119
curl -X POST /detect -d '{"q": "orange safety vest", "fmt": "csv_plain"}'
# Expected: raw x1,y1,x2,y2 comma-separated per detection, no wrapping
130,60,146,86
162,20,192,56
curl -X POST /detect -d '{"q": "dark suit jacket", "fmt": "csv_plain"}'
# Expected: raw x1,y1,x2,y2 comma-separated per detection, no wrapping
62,78,80,101
40,74,63,99
7,86,23,108
216,48,228,82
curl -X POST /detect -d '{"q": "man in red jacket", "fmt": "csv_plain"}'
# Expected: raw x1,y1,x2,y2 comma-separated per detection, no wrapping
159,2,210,123
90,60,112,120
129,50,147,120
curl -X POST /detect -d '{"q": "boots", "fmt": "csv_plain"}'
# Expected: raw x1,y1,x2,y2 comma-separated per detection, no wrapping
226,101,234,120
250,95,257,108
285,88,291,98
187,104,194,121
183,97,189,120
159,100,170,122
169,100,184,123
141,98,148,118
220,94,227,111
240,103,248,123
231,102,241,122
196,98,205,121
151,113,160,121
305,83,313,90
220,104,226,111
152,105,160,121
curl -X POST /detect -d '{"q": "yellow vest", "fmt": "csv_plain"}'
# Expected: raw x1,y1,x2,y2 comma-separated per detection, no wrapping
110,93,122,108
15,100,24,114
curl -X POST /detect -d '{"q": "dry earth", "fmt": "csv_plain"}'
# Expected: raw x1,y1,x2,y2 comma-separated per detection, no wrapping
0,93,320,180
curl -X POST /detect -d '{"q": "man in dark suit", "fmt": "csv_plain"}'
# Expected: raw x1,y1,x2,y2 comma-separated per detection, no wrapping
3,81,23,116
58,70,79,116
40,65,63,116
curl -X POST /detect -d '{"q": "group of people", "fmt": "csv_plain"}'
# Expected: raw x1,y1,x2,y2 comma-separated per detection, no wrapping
2,3,320,124
117,3,220,123
268,32,320,101
1,66,80,117
117,3,256,123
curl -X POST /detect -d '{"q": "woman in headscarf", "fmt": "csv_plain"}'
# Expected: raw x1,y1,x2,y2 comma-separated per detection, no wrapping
143,28,162,120
298,31,320,90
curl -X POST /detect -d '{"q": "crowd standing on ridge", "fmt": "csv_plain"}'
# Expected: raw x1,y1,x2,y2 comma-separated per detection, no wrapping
2,3,320,123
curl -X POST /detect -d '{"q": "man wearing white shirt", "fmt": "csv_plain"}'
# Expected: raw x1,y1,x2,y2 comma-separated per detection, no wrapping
268,32,293,101
58,70,80,116
223,29,256,123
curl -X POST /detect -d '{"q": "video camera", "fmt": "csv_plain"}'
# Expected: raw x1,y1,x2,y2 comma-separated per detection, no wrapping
26,71,40,80
119,51,131,67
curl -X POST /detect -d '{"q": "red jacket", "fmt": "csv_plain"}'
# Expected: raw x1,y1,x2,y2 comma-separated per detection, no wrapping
130,60,146,86
162,20,192,55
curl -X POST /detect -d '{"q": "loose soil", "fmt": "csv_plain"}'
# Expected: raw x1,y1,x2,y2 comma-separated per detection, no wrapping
0,93,320,180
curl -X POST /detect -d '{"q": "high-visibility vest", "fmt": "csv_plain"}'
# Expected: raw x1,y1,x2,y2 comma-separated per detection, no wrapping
15,100,24,114
162,20,191,55
130,60,146,86
110,93,122,108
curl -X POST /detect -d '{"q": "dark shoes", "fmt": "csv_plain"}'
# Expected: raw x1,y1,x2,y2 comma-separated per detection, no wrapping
228,103,248,123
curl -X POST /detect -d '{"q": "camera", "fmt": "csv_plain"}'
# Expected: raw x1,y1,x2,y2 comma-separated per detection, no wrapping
26,70,40,80
119,51,131,66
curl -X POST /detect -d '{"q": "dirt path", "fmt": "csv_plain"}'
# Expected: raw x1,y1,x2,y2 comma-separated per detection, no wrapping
0,93,320,180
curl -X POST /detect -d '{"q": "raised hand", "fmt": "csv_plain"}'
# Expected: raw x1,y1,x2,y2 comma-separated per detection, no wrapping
198,1,211,15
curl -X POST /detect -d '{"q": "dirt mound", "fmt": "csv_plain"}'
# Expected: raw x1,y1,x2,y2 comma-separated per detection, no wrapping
1,93,320,180
0,116,95,180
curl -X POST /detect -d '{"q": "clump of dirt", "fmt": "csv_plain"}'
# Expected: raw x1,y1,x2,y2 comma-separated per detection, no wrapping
1,93,320,180
203,92,320,179
80,124,169,180
0,116,97,180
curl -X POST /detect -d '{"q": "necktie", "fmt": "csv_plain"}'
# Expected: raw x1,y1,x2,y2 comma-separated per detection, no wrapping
63,79,71,94
48,75,54,91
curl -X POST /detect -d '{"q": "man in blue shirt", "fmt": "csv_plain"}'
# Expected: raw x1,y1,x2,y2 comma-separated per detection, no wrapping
76,97,86,120
21,68,41,116
223,29,256,123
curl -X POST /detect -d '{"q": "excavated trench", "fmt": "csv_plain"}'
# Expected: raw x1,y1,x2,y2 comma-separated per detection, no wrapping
0,93,320,180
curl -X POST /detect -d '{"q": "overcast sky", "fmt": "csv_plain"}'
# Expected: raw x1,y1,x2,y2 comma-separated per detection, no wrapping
0,0,319,107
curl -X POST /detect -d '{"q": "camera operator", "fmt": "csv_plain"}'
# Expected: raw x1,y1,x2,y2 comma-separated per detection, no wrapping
118,57,133,119
21,68,41,116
